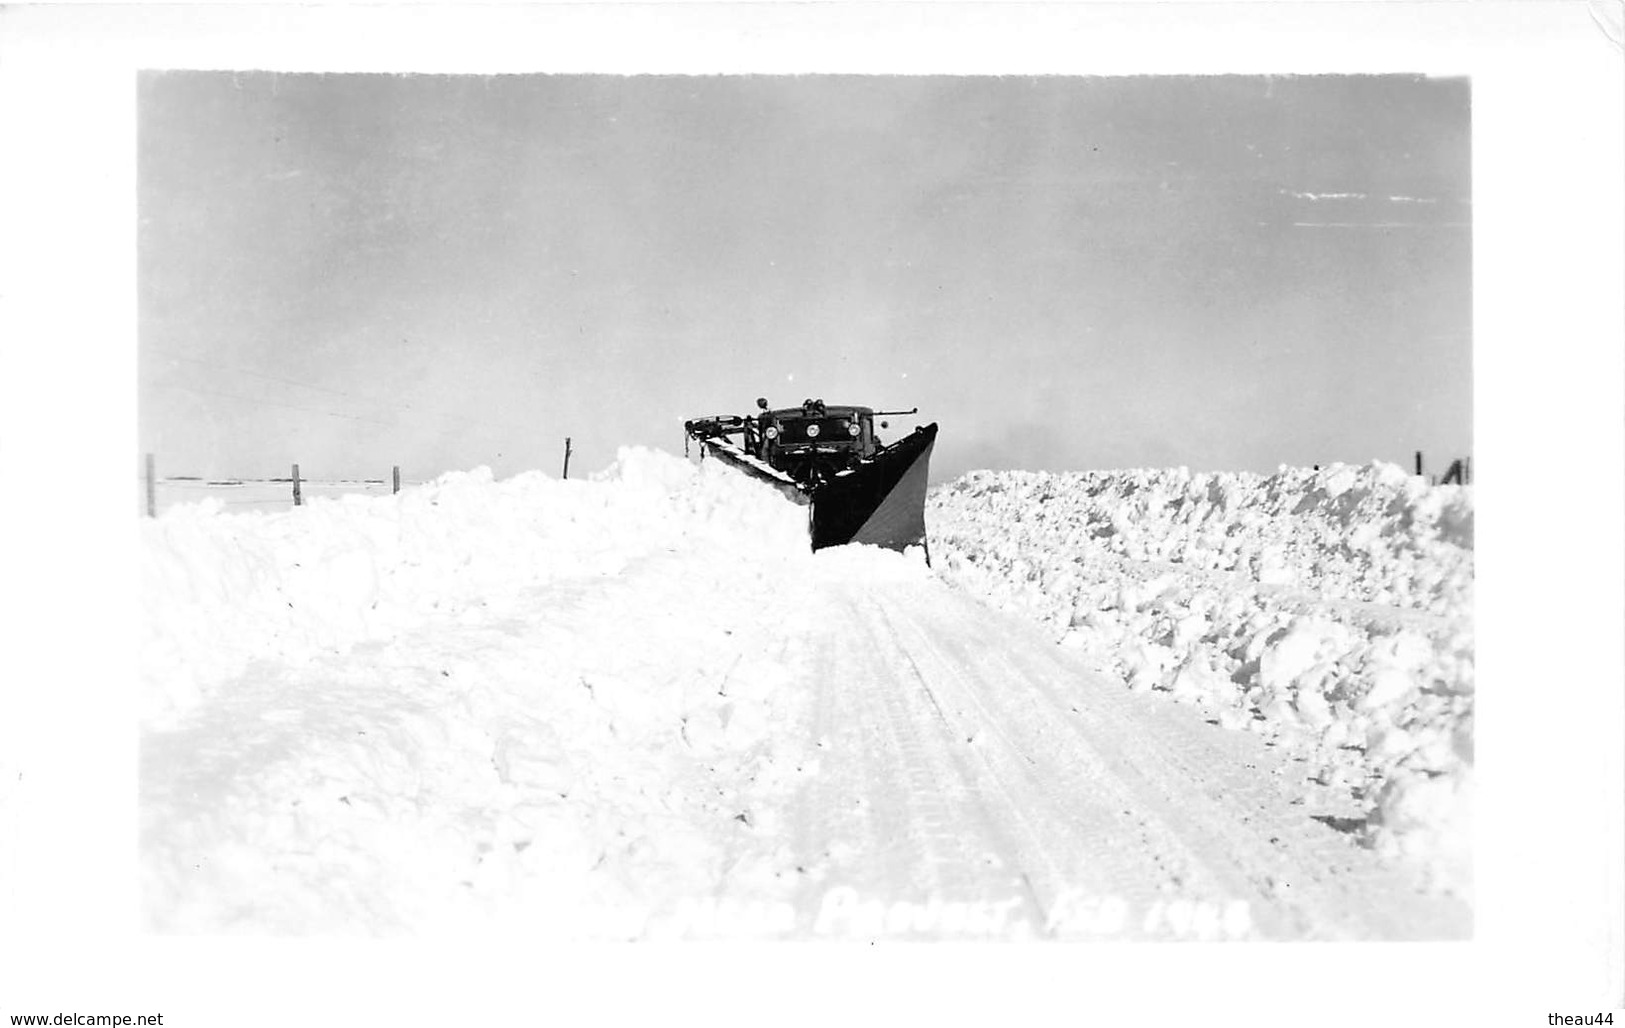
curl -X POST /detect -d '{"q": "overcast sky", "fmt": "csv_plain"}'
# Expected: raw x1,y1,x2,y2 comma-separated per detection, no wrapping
139,73,1470,483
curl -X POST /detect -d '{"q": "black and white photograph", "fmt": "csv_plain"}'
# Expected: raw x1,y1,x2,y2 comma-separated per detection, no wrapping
135,70,1474,940
2,3,1621,1025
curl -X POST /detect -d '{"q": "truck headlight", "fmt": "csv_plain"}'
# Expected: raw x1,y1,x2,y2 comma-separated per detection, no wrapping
764,425,779,439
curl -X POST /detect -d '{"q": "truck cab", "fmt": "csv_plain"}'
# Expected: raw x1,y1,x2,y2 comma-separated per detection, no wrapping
746,398,880,487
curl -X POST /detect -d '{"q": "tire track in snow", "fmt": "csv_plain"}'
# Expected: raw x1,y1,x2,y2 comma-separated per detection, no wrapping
870,591,1217,934
785,571,1469,940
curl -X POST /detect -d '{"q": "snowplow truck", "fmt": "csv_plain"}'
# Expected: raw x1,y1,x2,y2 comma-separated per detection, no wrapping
683,397,939,558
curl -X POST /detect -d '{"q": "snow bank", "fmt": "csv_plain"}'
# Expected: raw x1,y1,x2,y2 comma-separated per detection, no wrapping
142,448,844,935
141,449,807,726
928,461,1473,895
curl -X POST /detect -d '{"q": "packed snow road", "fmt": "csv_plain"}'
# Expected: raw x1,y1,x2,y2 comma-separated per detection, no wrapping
140,450,1470,939
783,571,1467,940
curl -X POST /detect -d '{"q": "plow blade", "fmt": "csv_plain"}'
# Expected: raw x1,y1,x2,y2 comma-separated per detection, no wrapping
696,438,809,506
809,423,937,553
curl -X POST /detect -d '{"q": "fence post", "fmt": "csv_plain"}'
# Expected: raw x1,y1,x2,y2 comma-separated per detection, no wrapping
292,463,302,506
1414,450,1423,476
145,453,156,518
392,465,401,495
562,437,572,480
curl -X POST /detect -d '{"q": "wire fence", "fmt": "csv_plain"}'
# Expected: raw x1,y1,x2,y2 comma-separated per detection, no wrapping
141,346,579,515
1414,451,1473,486
142,456,409,516
141,442,576,517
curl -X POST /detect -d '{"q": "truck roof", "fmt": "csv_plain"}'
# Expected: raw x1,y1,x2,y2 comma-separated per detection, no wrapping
764,404,872,419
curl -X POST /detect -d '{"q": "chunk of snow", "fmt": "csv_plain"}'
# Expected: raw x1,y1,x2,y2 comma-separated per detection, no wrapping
926,460,1473,887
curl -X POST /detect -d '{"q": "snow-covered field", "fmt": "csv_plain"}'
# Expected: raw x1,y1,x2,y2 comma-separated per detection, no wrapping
140,450,1471,938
